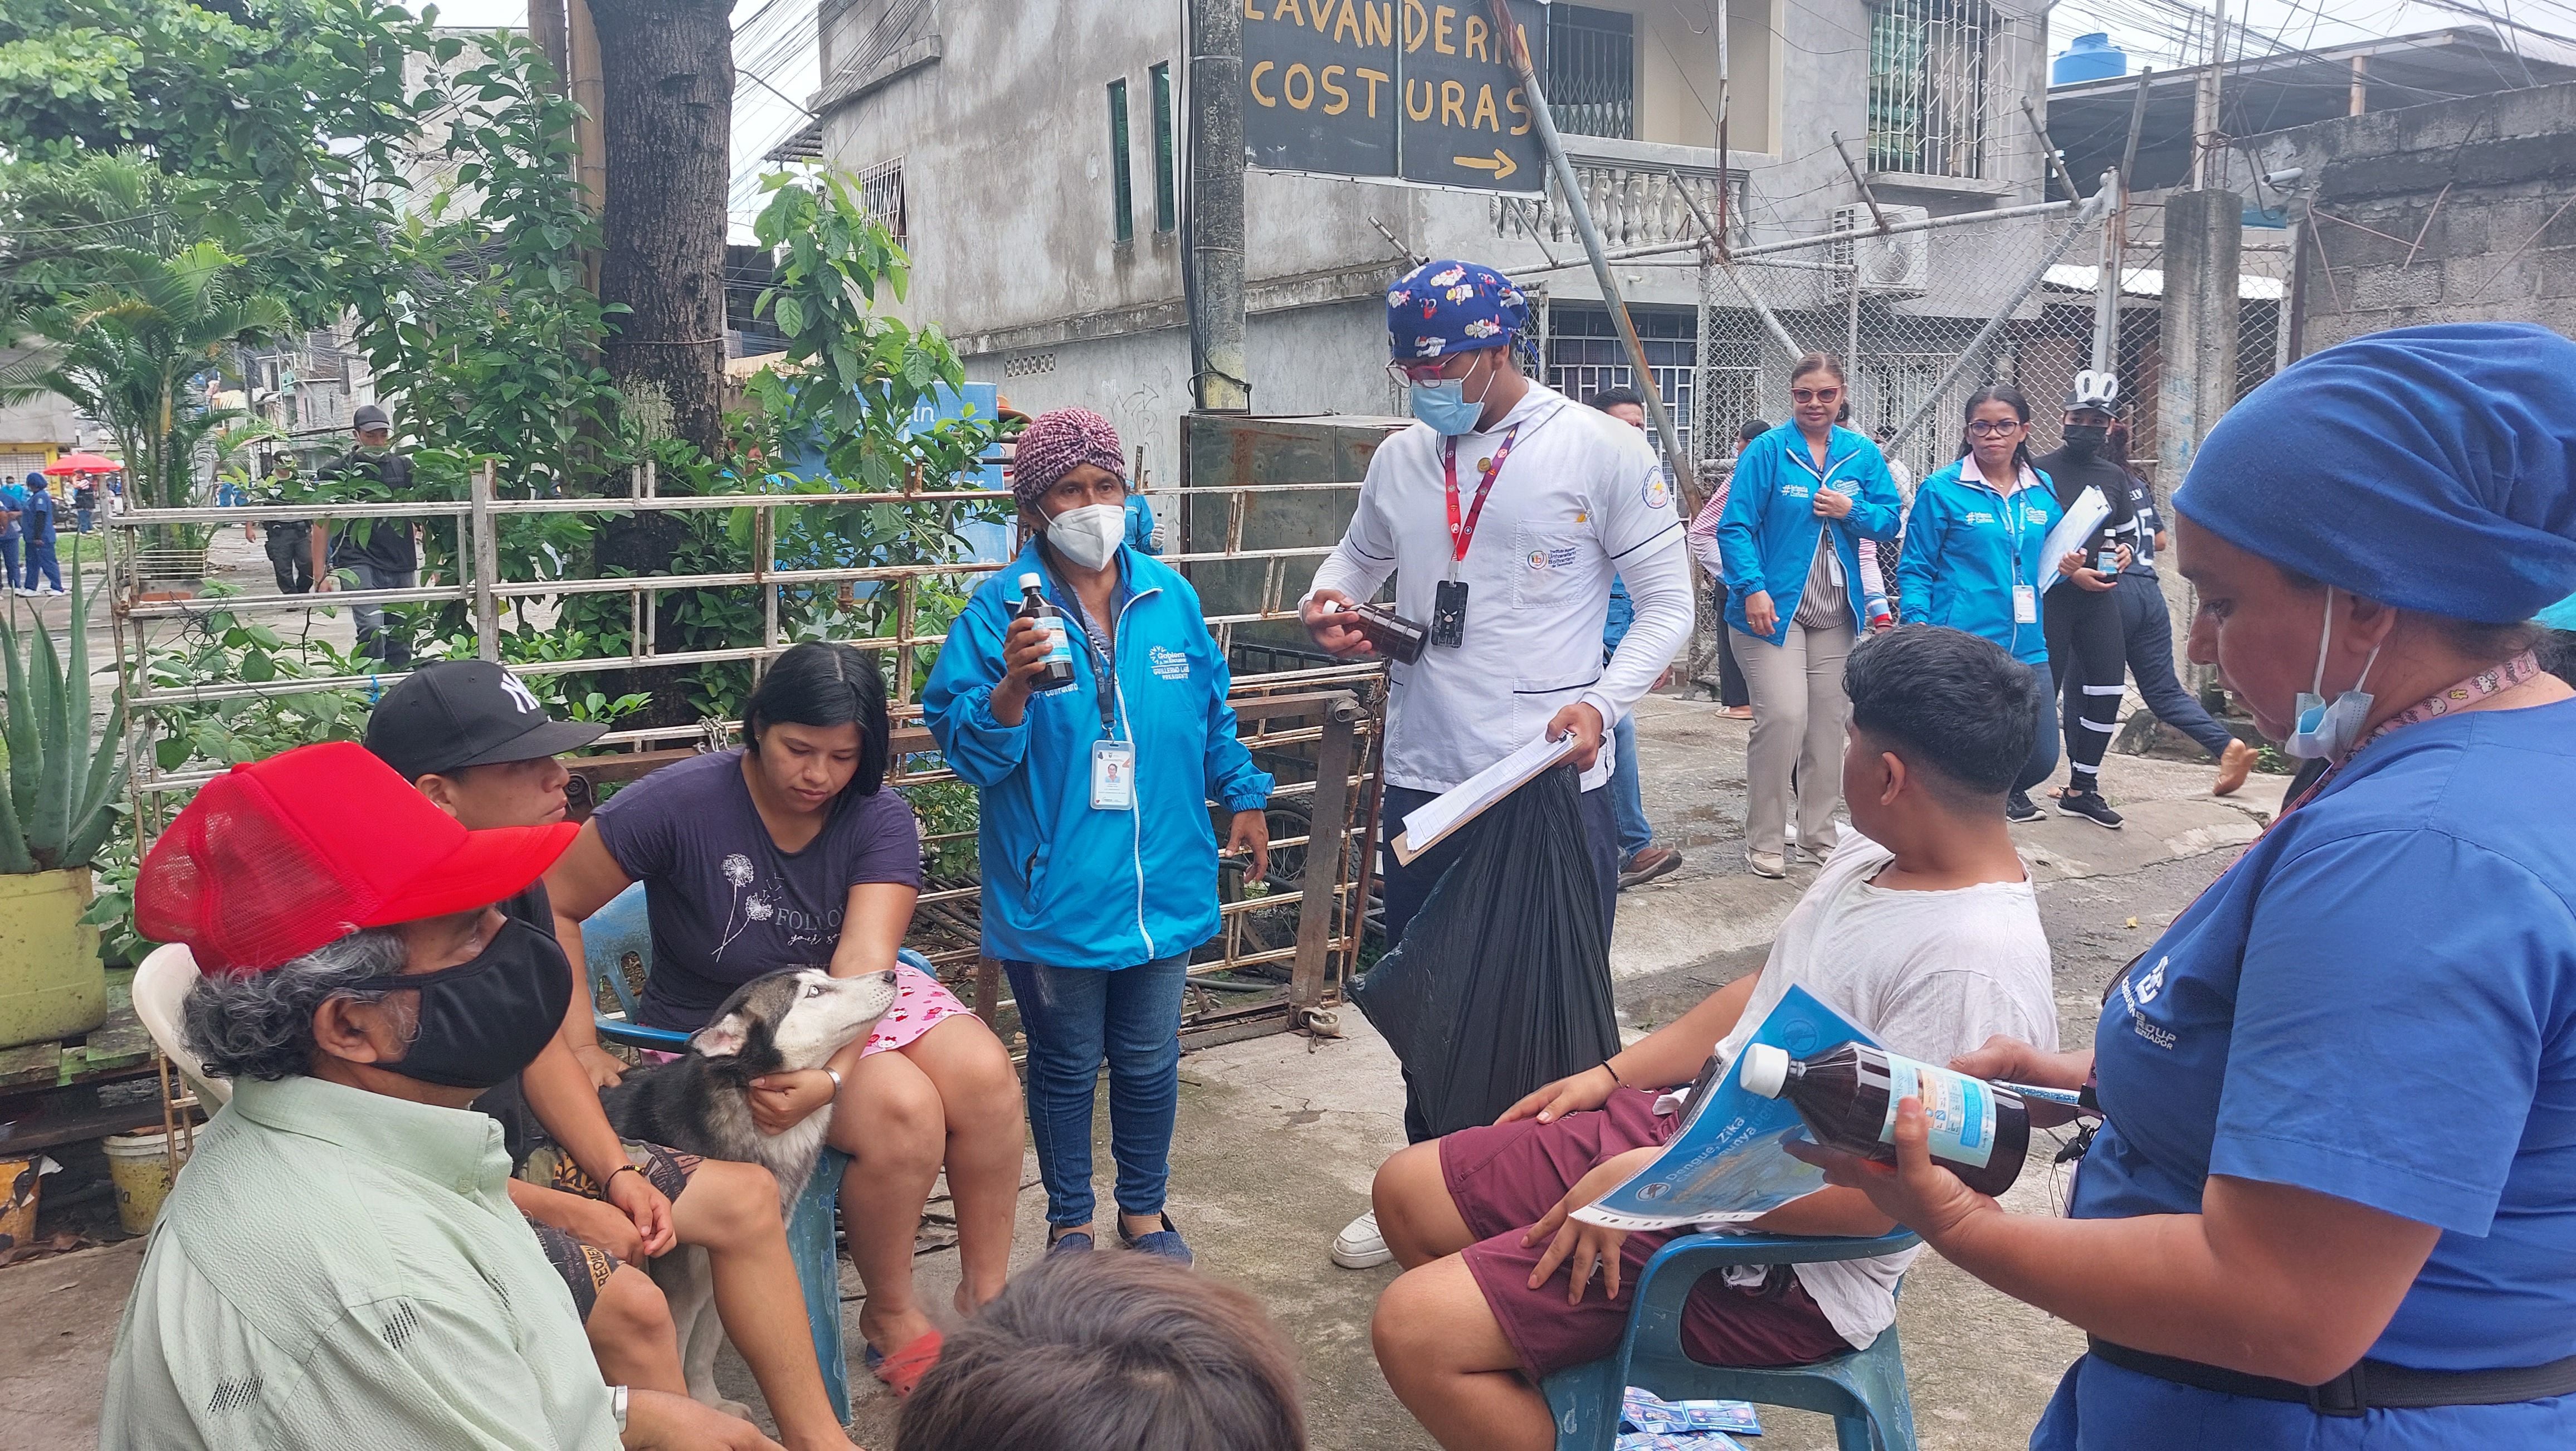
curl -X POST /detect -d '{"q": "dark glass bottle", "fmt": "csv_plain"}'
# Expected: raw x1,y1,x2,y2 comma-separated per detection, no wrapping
1337,600,1430,664
2092,523,2123,577
1016,572,1077,690
1740,1040,2032,1197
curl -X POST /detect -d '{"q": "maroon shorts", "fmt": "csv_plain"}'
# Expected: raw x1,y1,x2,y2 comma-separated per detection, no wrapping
1441,1085,1850,1380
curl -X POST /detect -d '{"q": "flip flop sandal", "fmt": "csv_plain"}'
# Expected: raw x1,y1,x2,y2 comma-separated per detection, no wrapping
863,1327,944,1396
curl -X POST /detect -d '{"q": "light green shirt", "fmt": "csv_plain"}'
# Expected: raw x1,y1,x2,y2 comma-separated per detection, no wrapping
100,1075,618,1450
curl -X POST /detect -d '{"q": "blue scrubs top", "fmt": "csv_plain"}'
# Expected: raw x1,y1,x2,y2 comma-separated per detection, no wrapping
2039,697,2576,1449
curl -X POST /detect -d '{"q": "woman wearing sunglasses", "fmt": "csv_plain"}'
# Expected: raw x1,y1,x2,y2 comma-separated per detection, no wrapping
1711,353,1903,878
1894,384,2066,818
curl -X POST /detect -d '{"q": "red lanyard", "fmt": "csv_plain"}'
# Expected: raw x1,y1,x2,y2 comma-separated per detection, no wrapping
1442,425,1522,570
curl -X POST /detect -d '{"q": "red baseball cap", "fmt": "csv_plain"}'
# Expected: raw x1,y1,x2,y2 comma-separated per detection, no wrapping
137,742,578,973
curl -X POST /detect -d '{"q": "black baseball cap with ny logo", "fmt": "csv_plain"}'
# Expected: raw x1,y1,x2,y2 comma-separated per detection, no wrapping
363,660,607,782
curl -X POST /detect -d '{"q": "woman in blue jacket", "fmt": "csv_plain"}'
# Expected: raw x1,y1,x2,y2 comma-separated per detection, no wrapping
1714,354,1902,877
924,407,1273,1267
1895,384,2065,817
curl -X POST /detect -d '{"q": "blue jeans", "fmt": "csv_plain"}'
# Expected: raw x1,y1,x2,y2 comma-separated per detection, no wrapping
2115,571,2236,760
1609,714,1652,858
21,540,59,592
2016,658,2060,795
1002,953,1191,1228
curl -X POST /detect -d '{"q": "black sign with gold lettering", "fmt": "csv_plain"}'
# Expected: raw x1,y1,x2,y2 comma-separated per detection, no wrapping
1242,0,1546,194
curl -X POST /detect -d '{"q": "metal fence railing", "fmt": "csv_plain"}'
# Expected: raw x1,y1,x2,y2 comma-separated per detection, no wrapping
105,461,1386,1048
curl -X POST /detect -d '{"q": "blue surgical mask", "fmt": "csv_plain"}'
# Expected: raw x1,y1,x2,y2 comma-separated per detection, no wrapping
2284,586,2384,760
1408,377,1485,436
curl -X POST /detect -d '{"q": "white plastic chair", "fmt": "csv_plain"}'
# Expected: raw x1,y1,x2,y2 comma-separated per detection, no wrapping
132,942,229,1108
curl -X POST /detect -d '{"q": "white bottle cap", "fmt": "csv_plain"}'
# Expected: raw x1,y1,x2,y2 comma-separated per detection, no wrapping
1738,1043,1790,1099
1018,572,1042,591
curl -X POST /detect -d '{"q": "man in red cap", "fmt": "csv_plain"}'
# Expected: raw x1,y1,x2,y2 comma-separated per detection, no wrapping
100,743,779,1451
365,661,866,1451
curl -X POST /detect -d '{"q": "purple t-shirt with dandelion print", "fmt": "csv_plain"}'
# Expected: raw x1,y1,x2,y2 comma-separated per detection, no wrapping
591,748,925,1031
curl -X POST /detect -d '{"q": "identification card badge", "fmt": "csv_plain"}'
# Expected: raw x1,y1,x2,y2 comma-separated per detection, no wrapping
2012,584,2038,624
1431,578,1470,649
1090,739,1136,811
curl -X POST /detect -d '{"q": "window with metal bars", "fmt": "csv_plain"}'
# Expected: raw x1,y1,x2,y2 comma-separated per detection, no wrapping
857,157,906,243
1868,0,1993,178
1150,64,1178,233
1108,79,1134,244
1545,306,1694,458
1545,3,1635,141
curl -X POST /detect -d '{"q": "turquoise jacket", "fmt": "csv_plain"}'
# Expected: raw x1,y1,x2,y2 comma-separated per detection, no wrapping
1715,423,1903,644
923,539,1272,968
1896,457,2063,666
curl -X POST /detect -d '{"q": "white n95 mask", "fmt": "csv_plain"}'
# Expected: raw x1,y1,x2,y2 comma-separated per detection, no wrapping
1044,502,1126,571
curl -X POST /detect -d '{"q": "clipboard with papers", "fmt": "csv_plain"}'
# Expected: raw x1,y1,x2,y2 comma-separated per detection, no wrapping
1388,731,1579,865
2037,485,2109,593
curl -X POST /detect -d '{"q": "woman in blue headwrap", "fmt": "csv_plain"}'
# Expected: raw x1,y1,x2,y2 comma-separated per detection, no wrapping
1808,323,2576,1449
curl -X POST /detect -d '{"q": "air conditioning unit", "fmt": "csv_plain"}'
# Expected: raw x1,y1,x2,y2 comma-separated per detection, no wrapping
1831,203,1931,298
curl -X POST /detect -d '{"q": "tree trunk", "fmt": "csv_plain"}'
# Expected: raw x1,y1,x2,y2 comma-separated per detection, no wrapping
588,0,730,457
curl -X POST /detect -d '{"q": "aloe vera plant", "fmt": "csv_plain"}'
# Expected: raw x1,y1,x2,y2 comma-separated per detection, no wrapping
0,558,126,875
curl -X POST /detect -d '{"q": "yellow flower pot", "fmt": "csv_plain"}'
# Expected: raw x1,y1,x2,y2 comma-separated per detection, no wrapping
0,868,105,1050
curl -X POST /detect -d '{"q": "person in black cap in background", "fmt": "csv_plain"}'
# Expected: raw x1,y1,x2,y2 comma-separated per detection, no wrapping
367,661,867,1451
320,403,420,667
2030,372,2138,829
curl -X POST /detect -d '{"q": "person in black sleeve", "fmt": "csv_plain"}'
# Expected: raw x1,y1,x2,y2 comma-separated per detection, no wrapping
2031,372,2138,829
319,402,420,667
2106,417,2259,796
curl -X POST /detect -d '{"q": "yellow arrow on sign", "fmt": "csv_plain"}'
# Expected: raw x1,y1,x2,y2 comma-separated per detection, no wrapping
1452,148,1518,182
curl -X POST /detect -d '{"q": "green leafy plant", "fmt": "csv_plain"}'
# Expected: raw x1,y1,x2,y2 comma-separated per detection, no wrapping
0,566,125,872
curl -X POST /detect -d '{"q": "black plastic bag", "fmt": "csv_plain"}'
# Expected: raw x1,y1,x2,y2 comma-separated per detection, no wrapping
1352,765,1619,1140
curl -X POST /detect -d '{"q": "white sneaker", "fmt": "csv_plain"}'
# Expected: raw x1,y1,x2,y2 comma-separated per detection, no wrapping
11,587,33,597
1331,1209,1393,1269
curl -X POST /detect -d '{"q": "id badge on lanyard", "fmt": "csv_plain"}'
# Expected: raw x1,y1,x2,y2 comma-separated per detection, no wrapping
1437,426,1522,650
2013,584,2038,624
1090,739,1136,810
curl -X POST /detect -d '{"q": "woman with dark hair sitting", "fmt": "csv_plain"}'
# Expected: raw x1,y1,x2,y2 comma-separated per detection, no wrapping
547,640,1024,1396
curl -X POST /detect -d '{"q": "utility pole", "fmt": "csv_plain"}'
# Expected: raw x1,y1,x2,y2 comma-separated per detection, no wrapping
2092,170,2120,373
1186,0,1250,412
2192,0,2228,189
1489,0,1692,504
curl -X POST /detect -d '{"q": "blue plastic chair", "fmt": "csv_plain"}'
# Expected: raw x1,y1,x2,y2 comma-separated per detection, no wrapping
583,880,910,1422
1540,1229,1923,1451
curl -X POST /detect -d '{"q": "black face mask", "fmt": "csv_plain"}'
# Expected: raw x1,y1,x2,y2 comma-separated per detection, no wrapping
353,917,573,1090
2061,424,2109,456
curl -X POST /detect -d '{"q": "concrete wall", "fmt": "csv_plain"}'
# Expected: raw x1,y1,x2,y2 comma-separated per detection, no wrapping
817,0,2051,465
2252,80,2576,353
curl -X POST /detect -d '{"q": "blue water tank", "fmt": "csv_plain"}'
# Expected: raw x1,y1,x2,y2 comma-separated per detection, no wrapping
2052,32,2128,85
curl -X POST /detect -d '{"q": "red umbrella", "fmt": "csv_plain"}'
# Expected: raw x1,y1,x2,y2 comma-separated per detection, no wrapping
41,452,121,475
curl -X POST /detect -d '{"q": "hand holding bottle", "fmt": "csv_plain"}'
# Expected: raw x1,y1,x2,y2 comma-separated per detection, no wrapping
1789,1096,2002,1248
989,615,1058,726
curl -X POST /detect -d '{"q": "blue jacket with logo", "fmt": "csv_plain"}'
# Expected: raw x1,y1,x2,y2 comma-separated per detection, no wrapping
1714,423,1902,645
1895,457,2063,665
924,539,1273,969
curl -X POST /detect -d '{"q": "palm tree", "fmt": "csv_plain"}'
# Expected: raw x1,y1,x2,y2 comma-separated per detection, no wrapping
0,240,290,513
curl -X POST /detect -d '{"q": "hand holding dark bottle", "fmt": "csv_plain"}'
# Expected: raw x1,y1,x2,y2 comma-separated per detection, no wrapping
1789,1095,2004,1248
989,615,1058,726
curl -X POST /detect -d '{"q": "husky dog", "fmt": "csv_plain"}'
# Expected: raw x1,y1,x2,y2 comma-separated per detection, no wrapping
599,966,899,1410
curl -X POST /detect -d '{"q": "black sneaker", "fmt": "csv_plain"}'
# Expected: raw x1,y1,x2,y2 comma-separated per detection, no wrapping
2006,790,2042,823
2057,789,2125,830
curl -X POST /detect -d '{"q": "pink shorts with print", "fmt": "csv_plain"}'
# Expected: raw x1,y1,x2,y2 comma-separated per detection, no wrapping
860,962,973,1056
